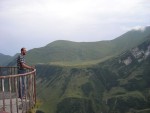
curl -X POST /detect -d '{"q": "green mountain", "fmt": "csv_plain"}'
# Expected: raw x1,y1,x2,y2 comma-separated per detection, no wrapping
0,53,12,66
26,26,150,65
36,34,150,113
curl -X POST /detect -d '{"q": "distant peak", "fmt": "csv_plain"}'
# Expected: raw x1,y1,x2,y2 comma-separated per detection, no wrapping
52,40,75,43
0,53,11,57
45,40,77,47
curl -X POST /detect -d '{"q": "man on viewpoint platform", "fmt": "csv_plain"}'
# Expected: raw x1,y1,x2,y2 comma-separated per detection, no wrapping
17,47,34,99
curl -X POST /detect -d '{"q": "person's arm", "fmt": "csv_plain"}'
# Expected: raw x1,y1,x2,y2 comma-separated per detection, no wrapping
21,62,34,70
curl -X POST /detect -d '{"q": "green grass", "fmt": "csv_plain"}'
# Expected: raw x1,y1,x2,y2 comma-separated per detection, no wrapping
47,55,114,67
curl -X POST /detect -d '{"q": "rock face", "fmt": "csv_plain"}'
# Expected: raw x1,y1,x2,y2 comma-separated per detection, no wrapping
119,43,150,66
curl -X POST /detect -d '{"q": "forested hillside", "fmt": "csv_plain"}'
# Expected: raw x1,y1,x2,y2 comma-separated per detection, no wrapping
36,35,150,113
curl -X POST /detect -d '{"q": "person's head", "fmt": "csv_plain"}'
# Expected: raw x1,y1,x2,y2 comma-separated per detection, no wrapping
21,47,27,55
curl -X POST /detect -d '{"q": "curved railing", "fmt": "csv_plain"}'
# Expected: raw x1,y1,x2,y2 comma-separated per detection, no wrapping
0,67,36,113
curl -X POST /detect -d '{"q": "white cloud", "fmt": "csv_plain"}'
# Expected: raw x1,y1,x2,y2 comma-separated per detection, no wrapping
0,0,150,55
132,25,148,31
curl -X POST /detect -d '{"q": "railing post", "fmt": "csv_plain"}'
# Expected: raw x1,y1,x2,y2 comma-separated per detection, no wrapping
24,76,28,112
2,78,5,111
9,78,12,113
15,77,19,113
34,71,36,105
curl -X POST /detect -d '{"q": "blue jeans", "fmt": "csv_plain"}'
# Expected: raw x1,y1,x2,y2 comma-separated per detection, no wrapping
18,69,26,98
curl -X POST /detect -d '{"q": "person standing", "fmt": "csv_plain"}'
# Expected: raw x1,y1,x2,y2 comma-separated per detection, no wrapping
17,47,34,99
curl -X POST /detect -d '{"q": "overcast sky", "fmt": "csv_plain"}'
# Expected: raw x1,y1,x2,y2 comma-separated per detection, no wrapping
0,0,150,56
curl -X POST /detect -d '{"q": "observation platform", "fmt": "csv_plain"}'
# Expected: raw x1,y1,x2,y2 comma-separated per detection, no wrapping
0,67,36,113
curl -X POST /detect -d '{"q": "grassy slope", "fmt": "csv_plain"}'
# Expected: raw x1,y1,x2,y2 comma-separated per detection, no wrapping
36,36,150,113
26,27,150,65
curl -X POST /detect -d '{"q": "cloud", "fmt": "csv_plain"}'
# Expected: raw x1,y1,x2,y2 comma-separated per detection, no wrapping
0,0,150,55
132,25,150,32
1,1,149,27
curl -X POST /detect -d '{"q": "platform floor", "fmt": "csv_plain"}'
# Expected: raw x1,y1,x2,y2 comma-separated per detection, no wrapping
0,98,30,113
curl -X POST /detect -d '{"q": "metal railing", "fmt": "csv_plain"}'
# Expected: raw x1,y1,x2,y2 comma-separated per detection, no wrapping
0,67,36,113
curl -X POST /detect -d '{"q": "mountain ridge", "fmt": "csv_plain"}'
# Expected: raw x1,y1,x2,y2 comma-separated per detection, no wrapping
24,26,150,65
1,26,150,66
